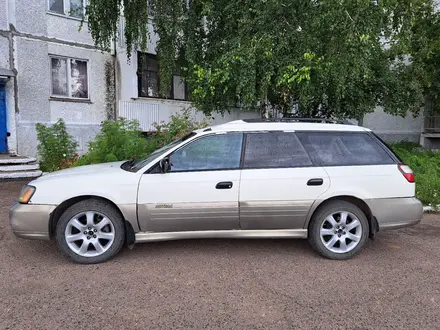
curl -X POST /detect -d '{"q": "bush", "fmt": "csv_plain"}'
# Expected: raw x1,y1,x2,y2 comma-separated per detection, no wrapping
74,110,209,166
391,142,440,208
147,109,209,153
36,119,78,172
74,118,148,166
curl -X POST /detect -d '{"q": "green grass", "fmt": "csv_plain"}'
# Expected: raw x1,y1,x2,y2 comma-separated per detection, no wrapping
390,142,440,207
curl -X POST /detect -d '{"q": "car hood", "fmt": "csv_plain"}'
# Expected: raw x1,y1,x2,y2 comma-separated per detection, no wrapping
34,161,126,181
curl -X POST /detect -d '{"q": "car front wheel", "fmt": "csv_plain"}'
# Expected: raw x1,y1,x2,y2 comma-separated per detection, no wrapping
56,199,125,264
308,200,369,260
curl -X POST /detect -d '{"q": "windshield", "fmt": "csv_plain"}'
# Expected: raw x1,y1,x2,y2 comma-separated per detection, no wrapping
121,132,197,172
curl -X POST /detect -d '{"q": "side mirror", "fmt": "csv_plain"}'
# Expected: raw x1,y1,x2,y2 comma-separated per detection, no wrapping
159,157,171,173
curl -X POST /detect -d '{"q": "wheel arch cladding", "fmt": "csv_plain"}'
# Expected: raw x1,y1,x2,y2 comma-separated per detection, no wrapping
49,196,136,246
306,196,378,239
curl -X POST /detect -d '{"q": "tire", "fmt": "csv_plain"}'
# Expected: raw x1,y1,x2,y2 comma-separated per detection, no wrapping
308,200,369,260
56,199,125,264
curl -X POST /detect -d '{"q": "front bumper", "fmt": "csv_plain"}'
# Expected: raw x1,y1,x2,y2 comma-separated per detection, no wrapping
366,197,423,231
9,202,55,240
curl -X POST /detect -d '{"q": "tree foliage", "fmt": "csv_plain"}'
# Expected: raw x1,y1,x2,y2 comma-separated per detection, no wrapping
85,0,440,119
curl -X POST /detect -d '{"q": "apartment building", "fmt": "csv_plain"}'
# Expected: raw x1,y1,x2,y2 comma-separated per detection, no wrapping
0,1,437,161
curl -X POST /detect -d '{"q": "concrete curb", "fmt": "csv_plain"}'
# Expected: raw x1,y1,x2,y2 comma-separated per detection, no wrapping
423,206,439,213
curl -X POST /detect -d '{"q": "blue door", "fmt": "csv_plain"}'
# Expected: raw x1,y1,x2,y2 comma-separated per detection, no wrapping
0,84,7,152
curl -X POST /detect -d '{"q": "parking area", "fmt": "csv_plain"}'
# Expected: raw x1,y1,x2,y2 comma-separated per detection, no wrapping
1,179,440,329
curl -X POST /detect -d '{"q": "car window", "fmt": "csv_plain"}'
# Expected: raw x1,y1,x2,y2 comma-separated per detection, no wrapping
296,132,395,166
243,132,312,169
124,132,197,172
170,133,243,172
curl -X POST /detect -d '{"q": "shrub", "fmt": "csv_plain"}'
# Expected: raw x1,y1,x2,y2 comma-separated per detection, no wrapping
74,110,210,166
36,119,78,172
147,109,209,153
74,118,148,166
391,142,440,208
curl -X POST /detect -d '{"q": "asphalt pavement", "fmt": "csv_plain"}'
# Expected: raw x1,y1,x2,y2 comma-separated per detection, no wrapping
1,179,439,330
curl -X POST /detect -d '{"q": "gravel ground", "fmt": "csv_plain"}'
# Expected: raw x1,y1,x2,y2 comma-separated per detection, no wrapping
1,179,440,330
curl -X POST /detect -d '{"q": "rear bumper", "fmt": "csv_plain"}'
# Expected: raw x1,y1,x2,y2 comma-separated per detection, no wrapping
366,197,423,231
9,202,55,240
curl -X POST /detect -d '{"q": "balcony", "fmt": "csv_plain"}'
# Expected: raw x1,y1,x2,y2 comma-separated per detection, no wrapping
423,115,440,136
118,99,260,131
119,100,160,131
421,115,440,148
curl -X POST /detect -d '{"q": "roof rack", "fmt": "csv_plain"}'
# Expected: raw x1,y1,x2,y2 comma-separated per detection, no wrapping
242,118,353,125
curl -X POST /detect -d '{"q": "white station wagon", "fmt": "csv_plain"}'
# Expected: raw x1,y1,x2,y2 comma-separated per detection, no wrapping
10,119,423,264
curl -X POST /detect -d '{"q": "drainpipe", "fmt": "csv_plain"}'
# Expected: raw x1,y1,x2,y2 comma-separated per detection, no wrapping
112,32,118,121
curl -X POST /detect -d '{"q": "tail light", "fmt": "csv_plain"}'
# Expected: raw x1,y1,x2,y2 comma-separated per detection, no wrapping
398,164,415,183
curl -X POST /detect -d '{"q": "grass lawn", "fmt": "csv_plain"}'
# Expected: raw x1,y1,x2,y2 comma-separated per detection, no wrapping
391,142,440,207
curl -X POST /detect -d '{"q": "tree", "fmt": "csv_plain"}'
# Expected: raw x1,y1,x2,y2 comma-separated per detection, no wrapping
408,3,440,115
85,0,440,120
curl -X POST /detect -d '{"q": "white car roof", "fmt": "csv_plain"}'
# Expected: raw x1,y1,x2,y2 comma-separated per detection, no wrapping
199,119,370,133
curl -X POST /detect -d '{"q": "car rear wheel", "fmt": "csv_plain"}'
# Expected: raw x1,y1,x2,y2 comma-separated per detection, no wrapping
56,199,125,264
308,200,369,260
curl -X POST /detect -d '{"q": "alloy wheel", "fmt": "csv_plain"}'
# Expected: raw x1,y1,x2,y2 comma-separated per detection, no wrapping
319,211,363,254
64,211,115,257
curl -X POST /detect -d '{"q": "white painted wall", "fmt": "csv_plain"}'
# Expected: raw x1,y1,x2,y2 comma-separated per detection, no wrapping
15,0,47,35
46,14,96,46
15,38,112,156
0,37,10,70
363,107,423,142
4,0,114,157
0,0,8,31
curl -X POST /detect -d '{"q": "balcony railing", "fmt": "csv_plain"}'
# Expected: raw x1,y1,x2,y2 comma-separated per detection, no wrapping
118,99,262,132
118,100,160,131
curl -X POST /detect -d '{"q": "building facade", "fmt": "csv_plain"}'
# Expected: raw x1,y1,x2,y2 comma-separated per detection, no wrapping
0,1,437,159
114,18,259,135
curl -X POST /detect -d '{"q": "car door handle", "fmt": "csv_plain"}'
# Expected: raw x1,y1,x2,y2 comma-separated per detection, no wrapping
216,181,233,189
307,178,323,186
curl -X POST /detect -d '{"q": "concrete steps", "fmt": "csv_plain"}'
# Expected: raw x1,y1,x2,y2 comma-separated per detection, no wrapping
0,155,42,179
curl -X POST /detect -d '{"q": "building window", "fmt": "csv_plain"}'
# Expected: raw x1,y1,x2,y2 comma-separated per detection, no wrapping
49,0,64,14
69,0,85,18
137,52,189,100
50,56,89,99
138,53,159,98
48,0,87,18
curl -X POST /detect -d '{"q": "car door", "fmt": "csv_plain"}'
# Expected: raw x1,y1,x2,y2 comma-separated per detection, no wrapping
239,131,330,230
137,132,244,232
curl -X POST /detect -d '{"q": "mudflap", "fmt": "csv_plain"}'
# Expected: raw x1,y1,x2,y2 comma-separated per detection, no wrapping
369,216,379,241
125,221,136,249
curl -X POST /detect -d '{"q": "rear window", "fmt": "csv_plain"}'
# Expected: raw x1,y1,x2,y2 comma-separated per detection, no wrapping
296,132,395,166
243,132,312,168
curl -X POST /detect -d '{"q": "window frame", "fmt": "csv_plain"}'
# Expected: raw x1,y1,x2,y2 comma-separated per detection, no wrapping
170,74,189,101
137,52,189,101
369,132,403,163
47,0,88,18
241,131,314,170
47,0,64,15
49,55,90,101
137,52,160,99
295,130,399,167
148,132,245,174
145,129,399,174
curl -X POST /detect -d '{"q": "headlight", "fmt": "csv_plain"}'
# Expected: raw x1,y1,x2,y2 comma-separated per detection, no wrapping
18,185,36,204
